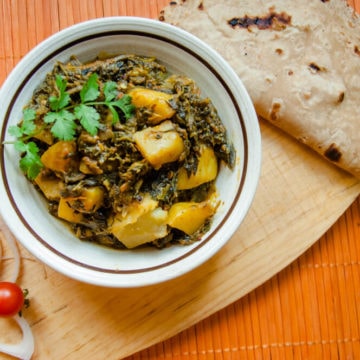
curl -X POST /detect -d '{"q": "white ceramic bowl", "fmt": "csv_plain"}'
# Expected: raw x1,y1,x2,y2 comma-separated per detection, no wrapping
0,17,261,287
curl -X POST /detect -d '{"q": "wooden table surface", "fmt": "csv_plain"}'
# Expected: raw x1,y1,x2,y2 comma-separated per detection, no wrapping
1,1,360,359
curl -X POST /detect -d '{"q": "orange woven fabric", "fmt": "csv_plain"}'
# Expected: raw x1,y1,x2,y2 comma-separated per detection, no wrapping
1,1,359,359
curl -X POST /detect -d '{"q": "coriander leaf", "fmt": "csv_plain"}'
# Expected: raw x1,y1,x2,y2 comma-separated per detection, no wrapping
104,81,118,102
21,120,37,136
56,74,67,93
23,108,36,122
50,75,70,111
8,108,37,138
21,108,37,135
74,104,100,136
49,94,70,111
48,95,58,110
14,140,27,152
8,125,23,138
80,73,100,103
110,95,135,121
18,141,43,180
44,109,77,140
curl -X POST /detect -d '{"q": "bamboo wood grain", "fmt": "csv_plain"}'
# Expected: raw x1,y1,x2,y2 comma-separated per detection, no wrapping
1,1,360,359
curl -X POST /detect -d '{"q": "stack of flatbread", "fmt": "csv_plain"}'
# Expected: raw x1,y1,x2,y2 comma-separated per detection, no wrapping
160,0,360,179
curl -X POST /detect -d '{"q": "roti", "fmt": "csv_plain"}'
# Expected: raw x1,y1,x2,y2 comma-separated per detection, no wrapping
160,0,360,179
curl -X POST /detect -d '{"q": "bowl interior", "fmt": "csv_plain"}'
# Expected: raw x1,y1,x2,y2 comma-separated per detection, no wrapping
0,18,260,286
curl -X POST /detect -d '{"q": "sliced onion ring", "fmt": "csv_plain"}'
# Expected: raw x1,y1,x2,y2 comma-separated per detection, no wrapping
0,215,35,359
0,315,35,360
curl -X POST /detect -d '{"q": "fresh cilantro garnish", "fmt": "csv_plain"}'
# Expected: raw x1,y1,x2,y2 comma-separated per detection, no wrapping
44,73,135,140
74,104,100,136
80,72,100,102
8,108,37,138
108,95,134,124
44,73,101,140
49,75,71,111
44,109,77,140
7,108,43,180
5,72,135,180
104,81,118,102
15,140,43,180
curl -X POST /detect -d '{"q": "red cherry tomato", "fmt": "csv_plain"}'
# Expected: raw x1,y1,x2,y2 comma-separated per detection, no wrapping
0,282,25,317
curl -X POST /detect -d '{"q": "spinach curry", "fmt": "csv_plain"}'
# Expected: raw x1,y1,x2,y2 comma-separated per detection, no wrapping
13,54,235,249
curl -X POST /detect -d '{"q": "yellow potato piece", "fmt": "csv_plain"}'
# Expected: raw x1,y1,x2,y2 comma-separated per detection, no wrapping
133,120,185,169
109,194,169,248
167,201,215,235
112,208,168,249
129,87,176,124
177,144,218,190
58,198,84,224
57,186,105,227
34,171,64,201
65,187,105,214
41,141,77,173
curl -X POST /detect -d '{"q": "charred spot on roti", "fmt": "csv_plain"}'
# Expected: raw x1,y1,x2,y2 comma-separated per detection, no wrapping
337,92,345,103
227,10,291,30
198,1,204,10
308,62,327,73
308,62,321,72
275,48,283,55
269,100,282,121
355,45,360,56
324,143,342,162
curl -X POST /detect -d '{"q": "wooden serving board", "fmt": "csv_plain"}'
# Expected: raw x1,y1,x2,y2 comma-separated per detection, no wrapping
1,116,360,360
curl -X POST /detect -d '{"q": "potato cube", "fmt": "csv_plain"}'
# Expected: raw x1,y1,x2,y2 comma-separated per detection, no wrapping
133,120,184,169
34,171,64,201
62,186,105,214
167,201,215,235
109,194,169,248
41,141,78,173
58,198,84,224
129,87,176,124
177,144,218,190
